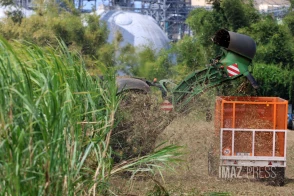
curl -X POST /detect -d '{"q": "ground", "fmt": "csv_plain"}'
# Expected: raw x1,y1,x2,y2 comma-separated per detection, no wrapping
110,110,294,195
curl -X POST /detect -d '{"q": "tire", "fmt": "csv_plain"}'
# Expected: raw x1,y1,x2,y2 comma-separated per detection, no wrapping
273,167,285,186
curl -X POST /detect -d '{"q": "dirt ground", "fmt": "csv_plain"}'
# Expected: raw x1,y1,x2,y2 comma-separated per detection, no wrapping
110,109,294,195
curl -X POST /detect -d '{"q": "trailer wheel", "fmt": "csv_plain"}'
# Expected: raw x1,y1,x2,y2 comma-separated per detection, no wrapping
273,167,285,186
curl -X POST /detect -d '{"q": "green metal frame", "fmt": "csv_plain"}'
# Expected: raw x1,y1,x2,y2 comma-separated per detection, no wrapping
160,49,253,111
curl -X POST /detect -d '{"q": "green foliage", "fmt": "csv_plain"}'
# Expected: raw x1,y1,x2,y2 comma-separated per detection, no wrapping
128,46,173,80
253,63,294,100
239,17,294,66
6,10,23,24
186,8,224,54
147,182,169,196
242,0,260,24
116,43,137,73
96,43,115,67
207,0,221,11
0,38,118,195
171,36,206,70
283,11,294,36
216,77,257,97
0,9,109,72
0,0,13,6
138,46,156,66
0,39,182,195
83,14,109,55
291,0,294,8
221,0,248,31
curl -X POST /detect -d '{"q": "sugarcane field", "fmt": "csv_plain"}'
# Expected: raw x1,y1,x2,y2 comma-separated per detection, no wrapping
1,0,294,195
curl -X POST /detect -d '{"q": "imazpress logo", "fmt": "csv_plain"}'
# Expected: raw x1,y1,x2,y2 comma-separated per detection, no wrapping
219,166,277,179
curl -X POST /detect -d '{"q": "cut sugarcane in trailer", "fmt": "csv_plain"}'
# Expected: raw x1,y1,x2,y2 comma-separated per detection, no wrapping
214,96,288,186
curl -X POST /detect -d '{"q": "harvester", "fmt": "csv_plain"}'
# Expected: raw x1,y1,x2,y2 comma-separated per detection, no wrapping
117,29,259,111
117,29,288,185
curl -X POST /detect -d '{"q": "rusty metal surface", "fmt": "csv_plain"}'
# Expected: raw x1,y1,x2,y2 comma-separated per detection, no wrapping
116,78,150,93
213,29,256,60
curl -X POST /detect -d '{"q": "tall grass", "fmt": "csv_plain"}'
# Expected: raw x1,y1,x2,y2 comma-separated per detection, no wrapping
0,38,181,195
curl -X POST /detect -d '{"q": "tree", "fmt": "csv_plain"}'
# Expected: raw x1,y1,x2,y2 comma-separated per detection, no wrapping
186,0,258,60
0,9,111,72
0,0,13,6
186,8,225,59
239,17,294,67
242,0,260,25
171,36,207,70
253,63,294,102
221,0,248,31
130,46,173,80
6,9,23,24
0,0,24,24
290,0,294,9
283,11,294,36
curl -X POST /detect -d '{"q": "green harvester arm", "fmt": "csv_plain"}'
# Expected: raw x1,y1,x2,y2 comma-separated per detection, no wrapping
162,29,259,111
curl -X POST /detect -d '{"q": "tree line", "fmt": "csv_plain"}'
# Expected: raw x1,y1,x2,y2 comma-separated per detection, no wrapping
183,0,294,105
0,0,293,104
